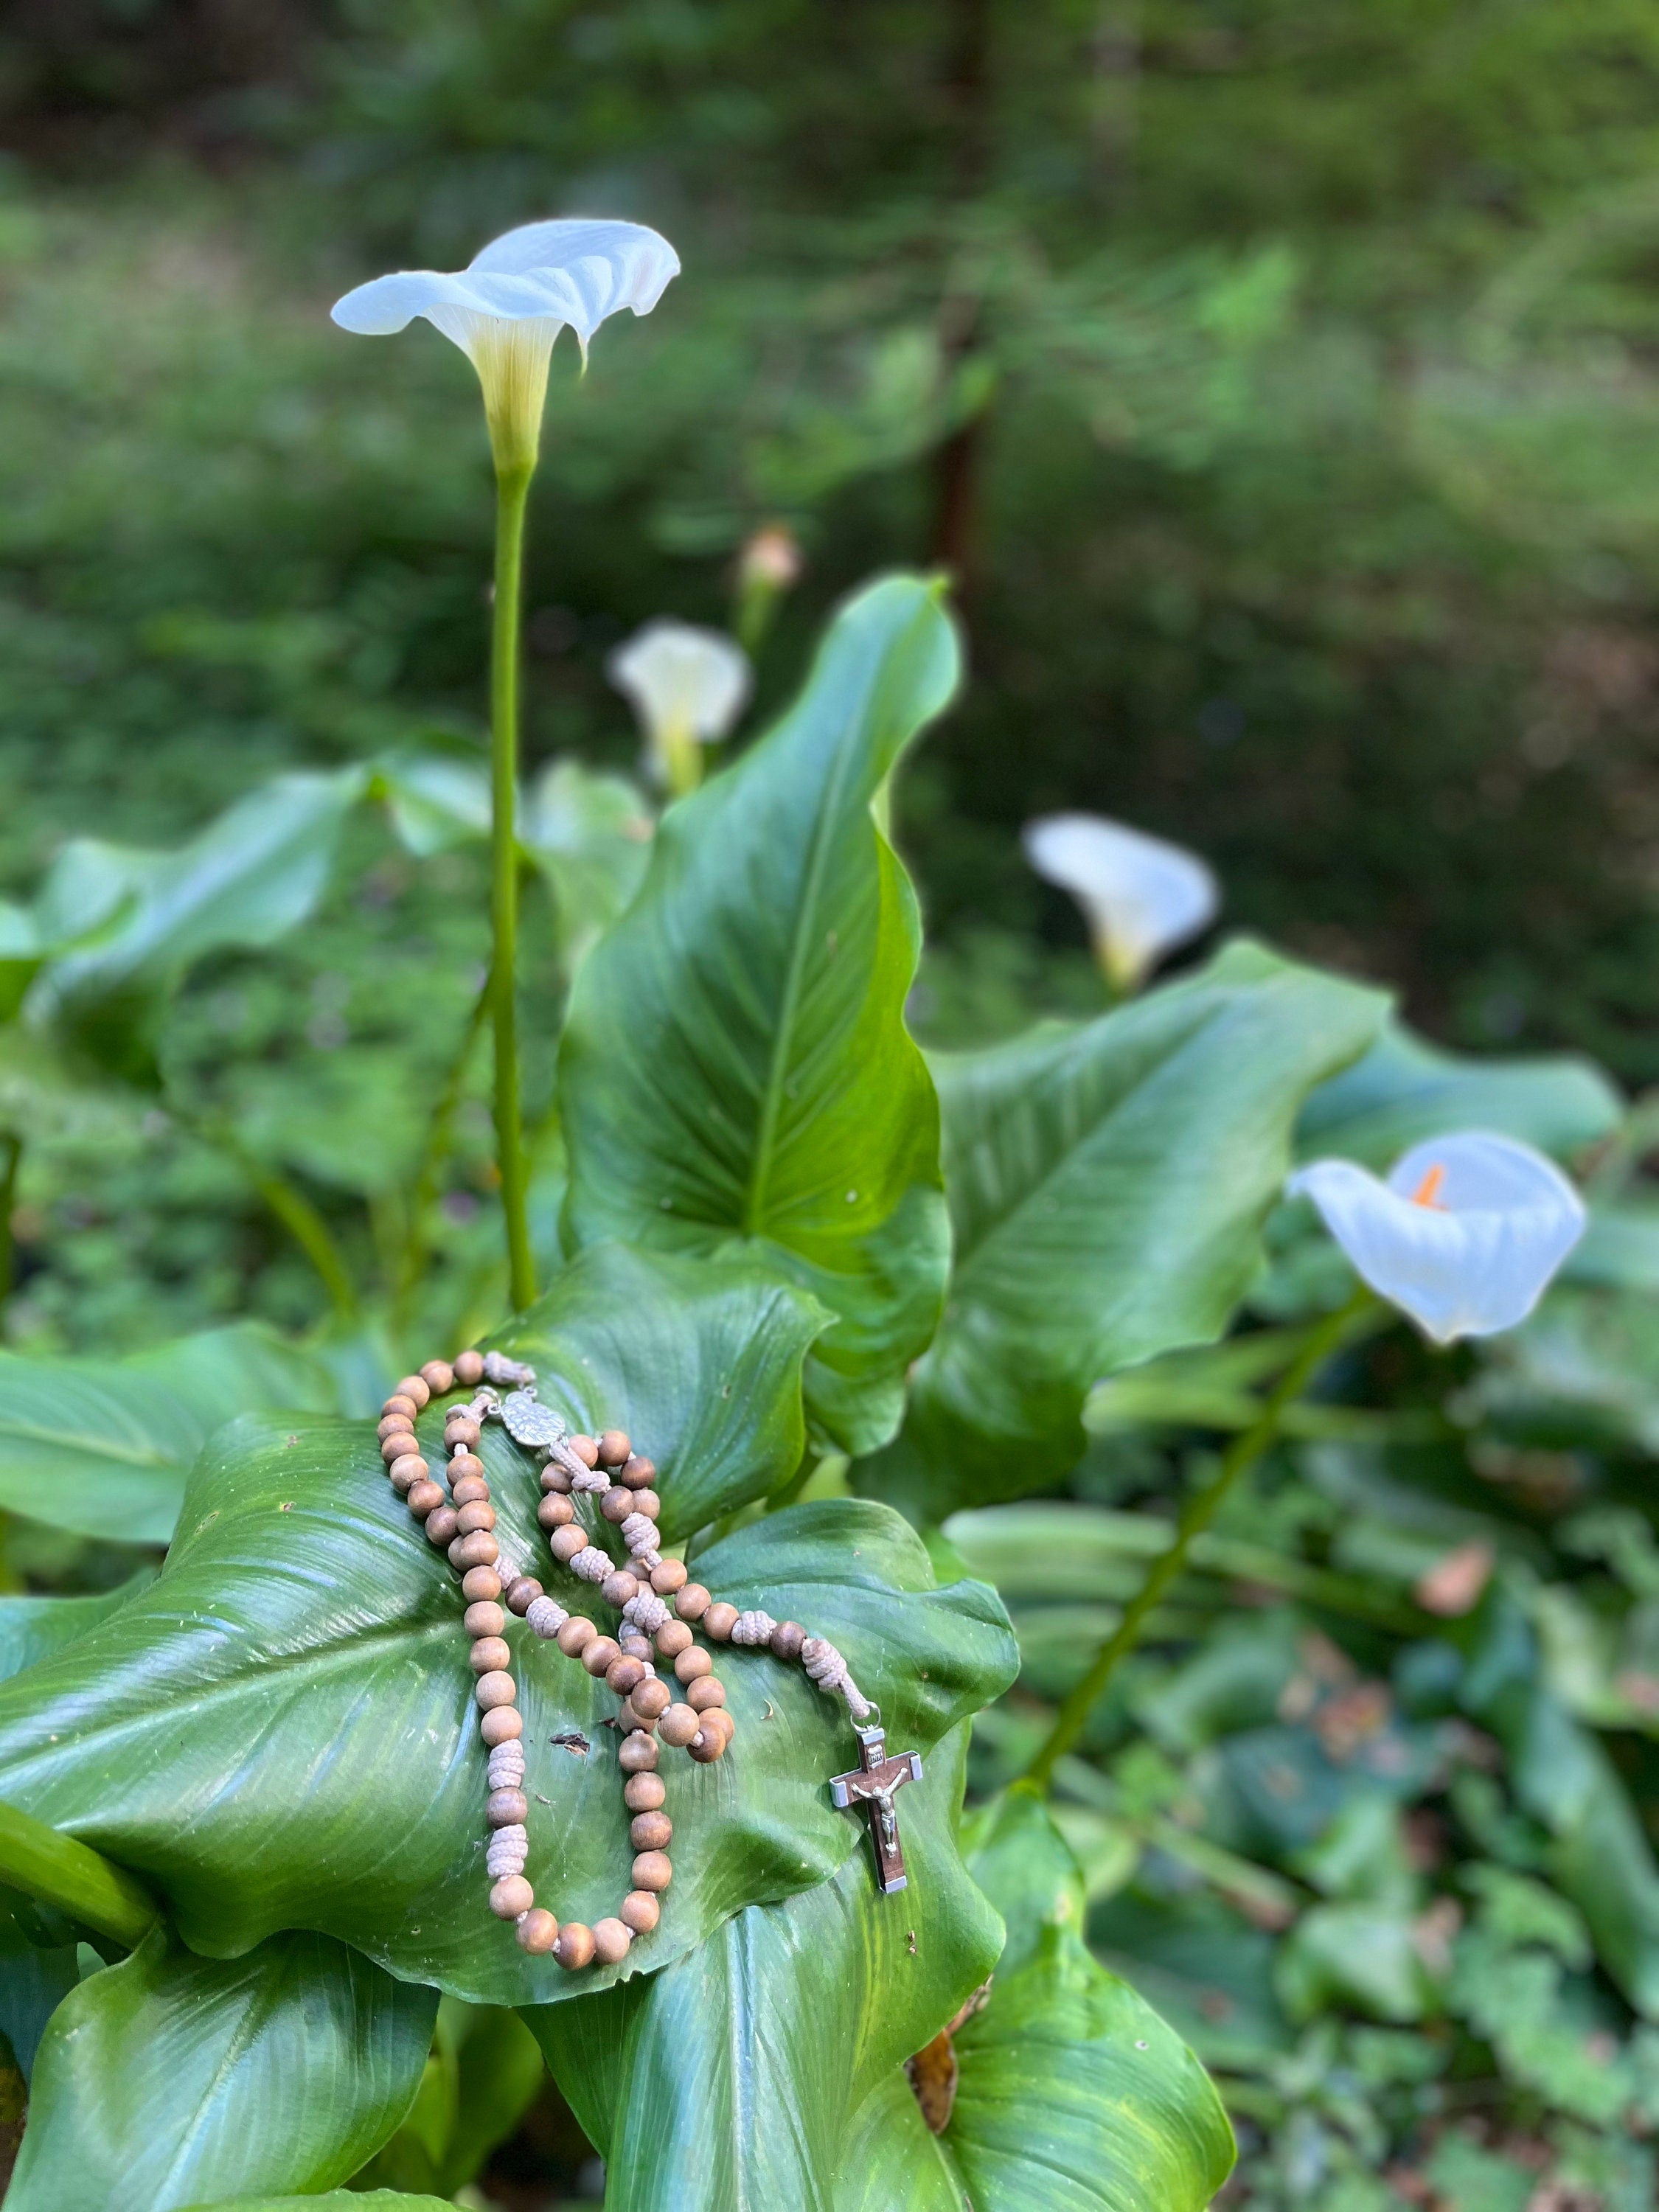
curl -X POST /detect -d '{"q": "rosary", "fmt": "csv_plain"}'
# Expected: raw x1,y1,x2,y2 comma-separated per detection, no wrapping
375,1348,923,1970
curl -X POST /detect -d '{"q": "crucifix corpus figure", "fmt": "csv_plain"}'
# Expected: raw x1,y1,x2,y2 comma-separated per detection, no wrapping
830,1724,923,1893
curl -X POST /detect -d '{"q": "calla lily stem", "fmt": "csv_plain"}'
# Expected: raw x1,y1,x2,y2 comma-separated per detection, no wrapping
490,464,537,1312
1017,1286,1379,1795
0,1797,159,1950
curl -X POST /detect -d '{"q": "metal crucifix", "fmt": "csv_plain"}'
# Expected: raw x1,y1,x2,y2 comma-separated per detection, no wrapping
830,1725,923,1894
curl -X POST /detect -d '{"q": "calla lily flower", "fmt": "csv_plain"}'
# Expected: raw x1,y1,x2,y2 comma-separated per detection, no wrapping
1287,1130,1585,1343
331,218,679,476
1023,812,1220,991
608,619,751,796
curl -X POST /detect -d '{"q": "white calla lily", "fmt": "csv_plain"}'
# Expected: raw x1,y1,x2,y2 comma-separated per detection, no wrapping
608,619,751,796
1023,812,1220,991
1287,1130,1585,1343
331,218,679,476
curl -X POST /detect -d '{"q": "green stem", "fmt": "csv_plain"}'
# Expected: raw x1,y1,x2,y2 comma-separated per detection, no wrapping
0,1133,18,1303
394,966,493,1321
1017,1288,1375,1794
0,1799,159,1950
491,465,536,1313
177,1105,357,1321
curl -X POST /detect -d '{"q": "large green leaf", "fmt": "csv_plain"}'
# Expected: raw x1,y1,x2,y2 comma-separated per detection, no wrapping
861,943,1385,1520
0,1279,1014,2005
0,1570,156,1683
0,1900,77,2085
354,1997,546,2197
7,1927,436,2212
531,1722,1006,2212
191,2197,455,2211
560,575,959,1457
0,1324,341,1544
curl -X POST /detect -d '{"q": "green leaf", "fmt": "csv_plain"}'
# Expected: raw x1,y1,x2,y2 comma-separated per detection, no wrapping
0,1900,77,2084
373,748,491,858
560,575,959,1456
189,2199,456,2212
863,943,1386,1520
0,1324,342,1544
356,1997,546,2197
0,1570,156,1684
7,1927,436,2212
523,757,655,965
0,1337,1015,2006
530,1722,1006,2212
1296,1017,1621,1169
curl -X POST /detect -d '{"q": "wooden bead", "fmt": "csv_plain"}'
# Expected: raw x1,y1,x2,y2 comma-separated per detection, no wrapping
600,1486,634,1524
453,1349,485,1387
505,1576,543,1616
480,1706,523,1746
630,1810,672,1851
550,1526,588,1564
445,1416,481,1450
538,1493,574,1530
622,1455,656,1489
377,1413,415,1441
462,1567,503,1602
389,1454,429,1493
598,1429,632,1467
451,1473,490,1507
688,1725,728,1764
568,1434,600,1469
554,1921,595,1970
675,1584,710,1621
624,1773,667,1812
674,1646,712,1684
456,1500,497,1535
619,1731,659,1774
704,1603,740,1642
658,1704,700,1749
770,1620,805,1663
394,1375,431,1409
687,1676,726,1711
426,1506,460,1547
620,1890,660,1934
621,1699,657,1736
591,1917,632,1966
602,1571,639,1609
470,1637,512,1675
449,1453,486,1484
608,1655,648,1698
632,1850,673,1893
382,1394,420,1423
487,1787,529,1827
465,1601,507,1638
476,1670,516,1711
382,1433,419,1465
517,1907,559,1955
406,1479,444,1517
490,1874,533,1920
630,1677,672,1721
557,1616,597,1656
449,1531,500,1571
630,1491,661,1522
650,1559,688,1595
540,1461,573,1495
655,1620,693,1658
420,1359,454,1396
582,1637,622,1678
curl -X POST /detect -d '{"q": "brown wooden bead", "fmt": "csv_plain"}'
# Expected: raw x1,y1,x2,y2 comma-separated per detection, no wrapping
505,1576,543,1616
602,1571,639,1609
591,1917,632,1966
489,1874,533,1920
537,1494,574,1531
703,1603,740,1642
487,1787,529,1827
394,1375,431,1410
448,1453,486,1484
475,1670,516,1711
687,1677,726,1711
600,1486,633,1525
550,1526,588,1564
621,1700,657,1736
607,1655,648,1698
597,1428,631,1467
631,1850,673,1893
462,1567,503,1602
425,1506,461,1548
556,1616,597,1657
382,1433,418,1465
655,1620,693,1659
624,1773,667,1812
582,1636,622,1678
674,1583,710,1621
568,1434,600,1469
630,1810,672,1852
445,1416,481,1450
480,1707,523,1746
554,1921,595,1970
622,1455,656,1489
658,1704,700,1748
630,1491,661,1522
516,1907,558,1955
406,1478,444,1517
451,1473,490,1507
650,1559,688,1595
769,1620,806,1663
674,1646,712,1685
420,1359,454,1396
620,1890,661,1935
389,1455,428,1493
456,1500,496,1535
688,1725,728,1764
540,1462,573,1495
618,1731,659,1774
453,1349,485,1387
630,1677,672,1721
465,1601,507,1638
382,1394,420,1424
703,1707,737,1747
377,1413,415,1441
469,1637,512,1675
449,1531,500,1571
